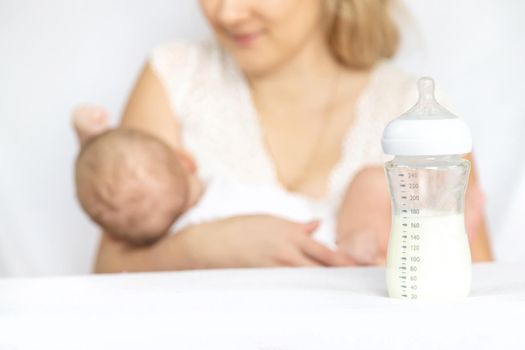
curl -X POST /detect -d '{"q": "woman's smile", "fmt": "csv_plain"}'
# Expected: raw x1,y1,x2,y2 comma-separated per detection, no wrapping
228,30,265,48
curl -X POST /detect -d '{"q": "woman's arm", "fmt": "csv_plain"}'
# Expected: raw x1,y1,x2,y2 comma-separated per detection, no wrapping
465,154,493,261
95,215,352,273
336,167,391,265
120,63,182,148
95,229,195,273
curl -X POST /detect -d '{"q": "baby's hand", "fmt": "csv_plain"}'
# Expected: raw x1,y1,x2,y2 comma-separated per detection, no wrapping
72,105,110,145
337,229,386,266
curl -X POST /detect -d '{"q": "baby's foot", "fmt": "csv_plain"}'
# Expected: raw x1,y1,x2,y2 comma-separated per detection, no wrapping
72,105,110,146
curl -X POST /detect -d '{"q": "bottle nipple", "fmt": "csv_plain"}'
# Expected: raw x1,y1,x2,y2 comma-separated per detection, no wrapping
405,77,455,120
418,77,436,105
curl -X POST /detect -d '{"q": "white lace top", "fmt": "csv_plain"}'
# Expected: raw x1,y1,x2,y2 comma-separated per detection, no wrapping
150,40,419,214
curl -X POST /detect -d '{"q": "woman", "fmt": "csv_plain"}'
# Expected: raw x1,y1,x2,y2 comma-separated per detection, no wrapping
93,0,491,272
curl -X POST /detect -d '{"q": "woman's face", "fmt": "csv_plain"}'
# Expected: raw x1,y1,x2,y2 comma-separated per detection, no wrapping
199,0,325,77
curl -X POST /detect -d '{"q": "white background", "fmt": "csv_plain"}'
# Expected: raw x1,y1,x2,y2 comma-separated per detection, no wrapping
0,0,524,276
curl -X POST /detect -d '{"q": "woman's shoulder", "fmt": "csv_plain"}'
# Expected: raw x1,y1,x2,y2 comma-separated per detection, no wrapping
150,39,222,69
148,39,240,114
149,39,226,84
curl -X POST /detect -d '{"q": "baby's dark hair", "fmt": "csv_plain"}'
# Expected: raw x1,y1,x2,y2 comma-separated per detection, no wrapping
75,128,188,245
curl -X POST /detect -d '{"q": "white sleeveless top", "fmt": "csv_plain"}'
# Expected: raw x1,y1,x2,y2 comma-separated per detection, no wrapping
150,40,420,216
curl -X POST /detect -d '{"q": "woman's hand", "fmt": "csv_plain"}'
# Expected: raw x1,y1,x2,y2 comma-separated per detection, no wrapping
179,215,354,269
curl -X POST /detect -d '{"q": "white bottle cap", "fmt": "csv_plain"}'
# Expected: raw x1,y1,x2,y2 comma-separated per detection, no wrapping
382,77,472,156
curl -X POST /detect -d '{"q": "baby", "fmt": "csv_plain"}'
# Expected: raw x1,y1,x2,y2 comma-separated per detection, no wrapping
74,106,389,264
74,107,202,245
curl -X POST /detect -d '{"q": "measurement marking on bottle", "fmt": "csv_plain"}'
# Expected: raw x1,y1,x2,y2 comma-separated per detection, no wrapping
397,171,421,299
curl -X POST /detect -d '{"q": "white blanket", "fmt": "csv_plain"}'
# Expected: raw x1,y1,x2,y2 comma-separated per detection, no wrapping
1,264,524,349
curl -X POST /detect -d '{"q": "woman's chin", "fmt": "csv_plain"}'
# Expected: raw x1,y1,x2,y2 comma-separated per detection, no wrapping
231,52,283,78
217,40,280,77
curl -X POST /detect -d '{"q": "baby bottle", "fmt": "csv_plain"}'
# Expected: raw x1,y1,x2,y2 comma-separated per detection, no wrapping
382,77,472,300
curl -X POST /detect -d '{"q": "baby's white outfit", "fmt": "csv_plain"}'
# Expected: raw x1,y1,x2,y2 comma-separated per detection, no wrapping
172,178,336,247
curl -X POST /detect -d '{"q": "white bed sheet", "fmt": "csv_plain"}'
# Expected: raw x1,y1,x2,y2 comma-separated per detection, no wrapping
1,263,524,349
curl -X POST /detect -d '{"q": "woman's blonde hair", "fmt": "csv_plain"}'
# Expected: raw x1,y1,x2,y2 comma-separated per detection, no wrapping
324,0,399,69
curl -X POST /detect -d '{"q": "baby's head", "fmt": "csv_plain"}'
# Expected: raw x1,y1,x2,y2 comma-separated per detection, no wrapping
75,129,188,245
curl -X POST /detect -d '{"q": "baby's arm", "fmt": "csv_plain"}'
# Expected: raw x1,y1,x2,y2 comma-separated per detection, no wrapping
336,167,391,265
